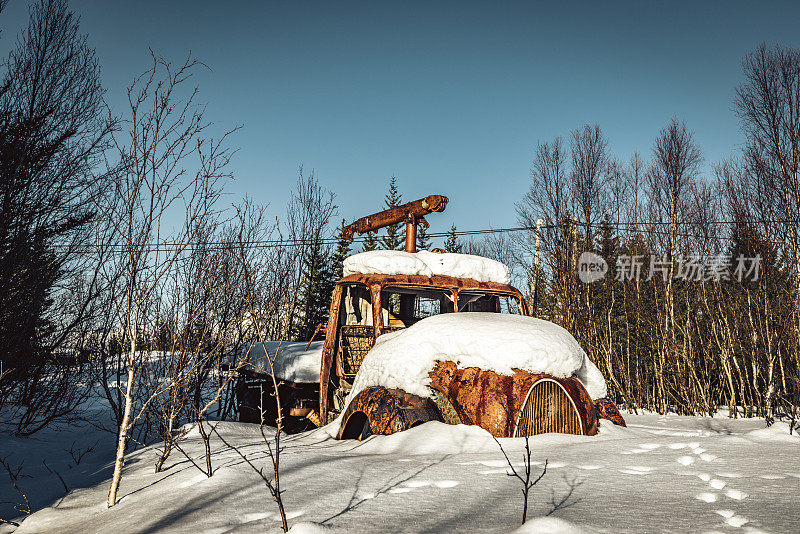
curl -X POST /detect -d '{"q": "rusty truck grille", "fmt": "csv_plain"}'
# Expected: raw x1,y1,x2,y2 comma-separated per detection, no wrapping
514,379,583,437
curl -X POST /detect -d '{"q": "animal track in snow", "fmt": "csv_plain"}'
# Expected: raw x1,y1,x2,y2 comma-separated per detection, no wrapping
724,488,748,500
699,453,717,462
724,515,749,528
695,492,717,503
677,456,695,466
697,473,711,482
708,479,726,490
715,509,735,518
668,443,686,450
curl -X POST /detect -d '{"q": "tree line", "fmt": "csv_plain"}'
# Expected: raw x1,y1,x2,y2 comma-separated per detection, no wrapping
1,0,798,478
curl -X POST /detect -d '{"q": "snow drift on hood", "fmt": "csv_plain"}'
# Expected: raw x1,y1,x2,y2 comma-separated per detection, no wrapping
346,313,608,408
342,250,511,285
236,341,323,383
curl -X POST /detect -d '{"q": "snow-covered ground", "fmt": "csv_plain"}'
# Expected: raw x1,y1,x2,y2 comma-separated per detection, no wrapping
2,411,798,533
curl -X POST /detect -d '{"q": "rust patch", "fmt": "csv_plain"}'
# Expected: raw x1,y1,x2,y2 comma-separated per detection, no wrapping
428,361,598,437
594,397,627,427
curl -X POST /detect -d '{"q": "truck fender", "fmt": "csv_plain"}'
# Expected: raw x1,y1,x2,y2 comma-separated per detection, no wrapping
337,386,444,440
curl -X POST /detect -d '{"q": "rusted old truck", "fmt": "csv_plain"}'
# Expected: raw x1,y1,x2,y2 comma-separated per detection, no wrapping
235,194,626,439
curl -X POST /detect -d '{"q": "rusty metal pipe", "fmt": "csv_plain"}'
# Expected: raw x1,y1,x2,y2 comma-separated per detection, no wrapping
405,219,416,252
342,194,448,243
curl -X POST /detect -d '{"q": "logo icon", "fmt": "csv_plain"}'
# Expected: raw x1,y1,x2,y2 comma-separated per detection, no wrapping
577,252,608,283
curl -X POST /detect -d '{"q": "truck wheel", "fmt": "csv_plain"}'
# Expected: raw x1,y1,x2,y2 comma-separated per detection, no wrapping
341,411,372,440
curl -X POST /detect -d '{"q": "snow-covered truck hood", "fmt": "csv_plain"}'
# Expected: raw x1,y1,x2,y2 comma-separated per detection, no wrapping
347,313,608,407
343,250,511,285
235,341,323,383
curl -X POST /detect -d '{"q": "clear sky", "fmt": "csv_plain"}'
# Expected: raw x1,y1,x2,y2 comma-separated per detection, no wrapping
2,1,799,244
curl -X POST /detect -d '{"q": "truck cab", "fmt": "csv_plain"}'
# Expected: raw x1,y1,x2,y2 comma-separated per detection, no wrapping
319,272,530,425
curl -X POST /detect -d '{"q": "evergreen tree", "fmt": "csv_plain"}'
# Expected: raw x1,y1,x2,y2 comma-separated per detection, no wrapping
380,175,404,250
330,219,351,279
444,224,462,253
417,221,432,251
362,230,378,252
292,238,335,341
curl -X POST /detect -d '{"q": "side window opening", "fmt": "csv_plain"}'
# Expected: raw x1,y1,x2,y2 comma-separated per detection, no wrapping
341,284,372,326
338,284,373,381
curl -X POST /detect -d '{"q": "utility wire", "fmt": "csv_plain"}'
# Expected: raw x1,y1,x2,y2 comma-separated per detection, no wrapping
32,216,797,253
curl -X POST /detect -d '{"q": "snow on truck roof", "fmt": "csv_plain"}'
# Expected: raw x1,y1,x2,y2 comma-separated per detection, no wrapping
346,313,608,410
342,250,512,285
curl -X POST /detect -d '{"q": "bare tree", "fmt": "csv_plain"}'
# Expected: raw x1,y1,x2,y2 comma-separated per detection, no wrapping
0,0,115,435
105,51,237,507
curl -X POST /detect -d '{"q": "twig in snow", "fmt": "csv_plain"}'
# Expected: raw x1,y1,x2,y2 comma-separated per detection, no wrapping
1,457,31,525
492,435,547,524
42,460,70,493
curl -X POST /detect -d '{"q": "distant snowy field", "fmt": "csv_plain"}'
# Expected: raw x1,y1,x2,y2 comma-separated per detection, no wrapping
1,412,798,533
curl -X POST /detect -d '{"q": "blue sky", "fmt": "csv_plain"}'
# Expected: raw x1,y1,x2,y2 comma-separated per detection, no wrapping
2,1,799,244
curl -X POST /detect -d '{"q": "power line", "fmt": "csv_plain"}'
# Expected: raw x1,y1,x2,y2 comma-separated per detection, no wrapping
33,216,797,253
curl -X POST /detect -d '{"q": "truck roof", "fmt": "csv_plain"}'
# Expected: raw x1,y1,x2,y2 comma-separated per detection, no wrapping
342,250,511,285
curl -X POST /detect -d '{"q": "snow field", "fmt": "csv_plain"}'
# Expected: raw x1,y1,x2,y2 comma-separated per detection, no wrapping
3,412,798,533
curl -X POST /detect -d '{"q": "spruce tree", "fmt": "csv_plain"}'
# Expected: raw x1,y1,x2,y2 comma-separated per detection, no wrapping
292,238,335,341
362,230,378,252
444,224,462,253
330,219,351,279
380,175,404,250
417,222,431,251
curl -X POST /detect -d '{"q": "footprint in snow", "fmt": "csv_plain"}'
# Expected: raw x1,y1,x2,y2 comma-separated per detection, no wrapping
404,480,431,488
668,443,687,450
547,462,566,469
699,453,717,462
692,447,707,455
388,488,413,494
697,473,711,482
724,488,748,500
695,492,718,503
576,464,602,470
434,480,459,488
715,510,749,528
708,479,726,490
677,456,695,466
759,474,785,480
